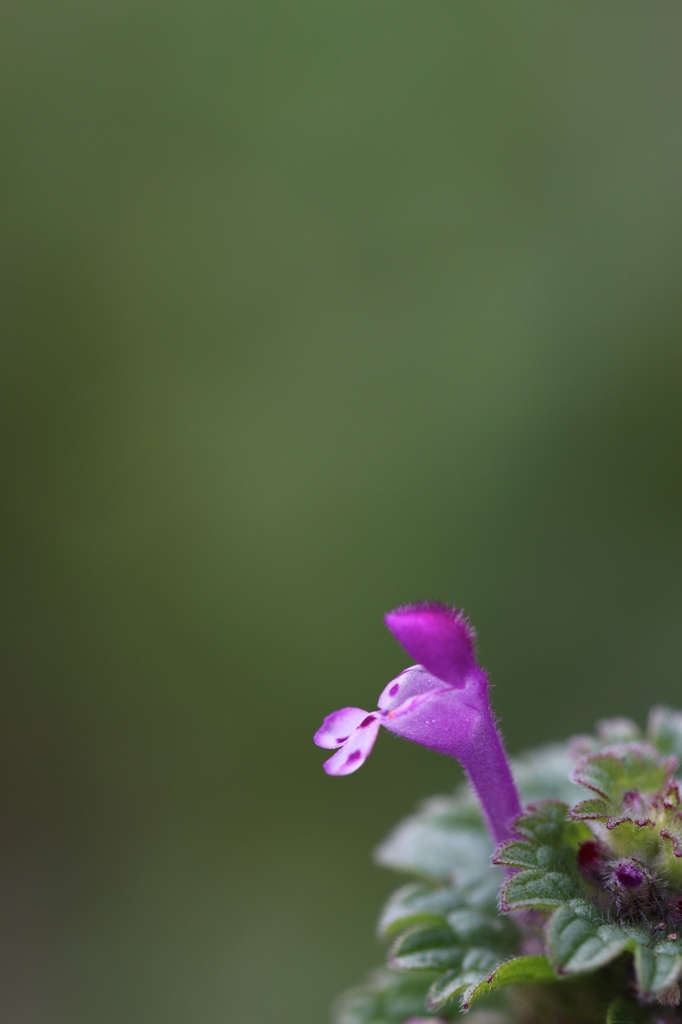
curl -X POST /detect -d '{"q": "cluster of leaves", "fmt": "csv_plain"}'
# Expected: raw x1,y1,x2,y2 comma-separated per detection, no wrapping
333,709,682,1024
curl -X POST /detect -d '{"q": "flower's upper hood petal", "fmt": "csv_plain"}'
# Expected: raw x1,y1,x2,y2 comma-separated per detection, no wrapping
384,603,477,687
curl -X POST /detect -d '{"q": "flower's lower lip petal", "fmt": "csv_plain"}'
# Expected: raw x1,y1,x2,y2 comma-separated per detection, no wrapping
377,665,443,712
323,717,381,775
314,707,369,749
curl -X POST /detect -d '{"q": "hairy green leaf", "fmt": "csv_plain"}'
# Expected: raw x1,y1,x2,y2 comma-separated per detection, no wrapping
547,903,630,973
378,883,462,939
496,801,591,872
512,744,582,805
491,840,539,870
513,801,572,844
631,935,682,998
445,907,510,946
502,869,579,910
648,706,682,761
462,955,557,1011
604,998,649,1024
426,949,501,1010
390,926,464,971
573,749,673,807
375,794,492,885
334,969,442,1024
570,797,609,820
596,719,642,744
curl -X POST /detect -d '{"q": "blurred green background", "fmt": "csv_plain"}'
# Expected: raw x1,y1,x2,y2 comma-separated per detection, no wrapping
2,2,682,1021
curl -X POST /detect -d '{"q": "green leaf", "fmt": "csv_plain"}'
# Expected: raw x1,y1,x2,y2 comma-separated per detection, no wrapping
378,883,461,938
334,969,441,1024
656,826,682,886
631,935,682,998
603,817,661,861
495,801,591,882
445,906,510,945
513,800,572,844
426,948,501,1010
390,926,464,971
375,794,493,884
573,749,673,807
512,801,592,858
492,840,539,870
648,706,682,761
547,902,630,973
462,955,557,1011
597,718,642,744
570,797,609,820
605,998,648,1024
512,744,582,805
549,906,682,999
502,869,579,910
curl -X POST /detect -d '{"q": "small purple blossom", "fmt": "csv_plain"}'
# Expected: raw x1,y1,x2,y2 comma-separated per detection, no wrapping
614,862,646,891
314,603,521,845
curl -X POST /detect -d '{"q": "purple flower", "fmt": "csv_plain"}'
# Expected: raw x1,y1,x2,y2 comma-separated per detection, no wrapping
314,603,521,845
614,862,645,891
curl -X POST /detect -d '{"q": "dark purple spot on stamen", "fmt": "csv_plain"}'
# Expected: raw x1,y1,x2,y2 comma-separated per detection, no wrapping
389,683,400,696
359,715,375,728
346,750,362,764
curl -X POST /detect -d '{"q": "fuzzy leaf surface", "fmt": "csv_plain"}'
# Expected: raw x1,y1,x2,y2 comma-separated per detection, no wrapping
496,801,590,874
496,801,587,910
547,902,630,973
597,719,643,744
491,840,538,870
375,796,493,885
631,934,682,998
379,883,463,939
572,749,673,808
334,969,444,1024
512,744,582,805
502,868,579,910
570,797,610,821
426,949,501,1010
390,926,465,971
445,907,511,946
462,955,557,1011
604,999,649,1024
648,706,682,761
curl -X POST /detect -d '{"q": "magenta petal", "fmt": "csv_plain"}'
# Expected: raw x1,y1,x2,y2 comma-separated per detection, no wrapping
384,603,476,687
377,666,442,712
314,707,369,749
384,687,480,753
323,716,381,775
316,603,522,846
383,685,520,845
